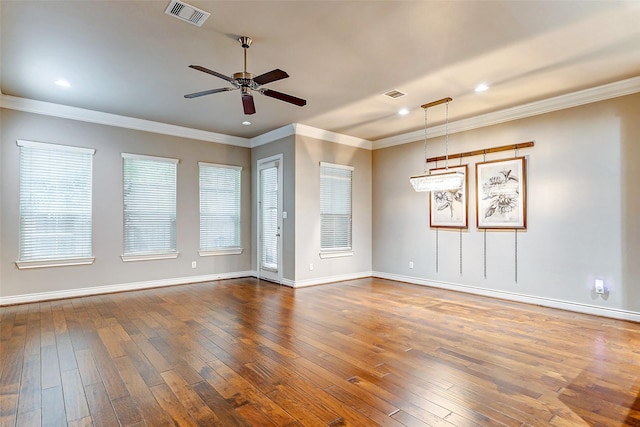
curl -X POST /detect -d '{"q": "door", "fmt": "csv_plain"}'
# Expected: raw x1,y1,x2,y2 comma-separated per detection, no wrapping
257,154,283,283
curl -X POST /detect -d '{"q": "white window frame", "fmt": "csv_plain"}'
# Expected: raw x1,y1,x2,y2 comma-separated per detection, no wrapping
198,162,243,256
319,161,354,259
121,153,179,262
15,140,95,269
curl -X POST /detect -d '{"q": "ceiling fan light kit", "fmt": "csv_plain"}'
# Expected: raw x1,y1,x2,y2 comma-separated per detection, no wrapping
185,36,306,115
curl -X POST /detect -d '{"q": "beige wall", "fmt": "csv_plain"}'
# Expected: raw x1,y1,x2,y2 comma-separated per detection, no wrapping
2,91,638,317
621,94,640,311
250,136,296,281
373,92,640,313
294,135,372,283
250,134,372,285
1,109,252,299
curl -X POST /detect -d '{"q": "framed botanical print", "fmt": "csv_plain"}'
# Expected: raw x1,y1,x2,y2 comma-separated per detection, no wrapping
429,165,468,228
476,157,526,229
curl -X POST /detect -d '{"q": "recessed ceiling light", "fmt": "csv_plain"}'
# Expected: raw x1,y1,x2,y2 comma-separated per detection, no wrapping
475,83,489,92
55,79,71,88
398,108,410,116
242,121,251,126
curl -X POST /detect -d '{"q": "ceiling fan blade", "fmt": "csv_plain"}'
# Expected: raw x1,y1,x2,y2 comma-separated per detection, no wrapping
262,89,307,107
242,94,256,115
184,87,235,98
253,69,289,86
188,65,235,83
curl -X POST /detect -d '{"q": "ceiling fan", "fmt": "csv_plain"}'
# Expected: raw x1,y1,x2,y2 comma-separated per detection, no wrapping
184,36,307,115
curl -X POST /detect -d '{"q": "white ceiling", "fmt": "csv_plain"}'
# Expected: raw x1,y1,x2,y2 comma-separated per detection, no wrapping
2,1,640,142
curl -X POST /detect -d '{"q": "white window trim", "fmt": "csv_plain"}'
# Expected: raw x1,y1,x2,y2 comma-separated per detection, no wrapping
16,140,95,268
198,162,243,254
319,161,354,172
17,139,96,155
319,161,354,256
319,250,354,259
121,152,179,164
122,153,179,259
16,257,95,270
198,161,242,171
199,248,244,257
121,252,179,262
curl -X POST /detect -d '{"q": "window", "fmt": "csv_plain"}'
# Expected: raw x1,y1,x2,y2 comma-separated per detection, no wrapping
320,162,354,257
122,154,178,261
16,140,95,269
259,162,279,271
199,162,242,255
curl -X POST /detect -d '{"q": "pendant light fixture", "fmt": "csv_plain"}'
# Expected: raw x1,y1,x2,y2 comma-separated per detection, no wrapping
410,97,464,192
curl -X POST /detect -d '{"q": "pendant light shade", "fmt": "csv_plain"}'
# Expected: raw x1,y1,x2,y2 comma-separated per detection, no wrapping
411,97,460,192
410,170,464,192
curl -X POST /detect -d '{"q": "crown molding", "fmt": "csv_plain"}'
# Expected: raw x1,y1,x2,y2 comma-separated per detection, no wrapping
249,123,296,148
0,94,251,148
292,123,372,149
373,76,640,150
4,76,638,151
249,122,373,149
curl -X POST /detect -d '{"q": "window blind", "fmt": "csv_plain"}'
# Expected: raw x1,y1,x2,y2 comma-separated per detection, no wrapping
260,166,278,270
199,162,242,253
18,140,95,263
320,162,353,252
122,154,178,257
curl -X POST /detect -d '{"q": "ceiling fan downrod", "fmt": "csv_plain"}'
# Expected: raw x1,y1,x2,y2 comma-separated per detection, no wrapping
234,36,253,82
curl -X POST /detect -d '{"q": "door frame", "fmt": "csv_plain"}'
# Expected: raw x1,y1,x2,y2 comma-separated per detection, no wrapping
256,154,283,283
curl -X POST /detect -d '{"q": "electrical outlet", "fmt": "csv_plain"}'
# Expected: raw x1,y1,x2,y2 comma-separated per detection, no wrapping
409,261,414,269
595,279,605,294
309,263,314,271
191,261,197,269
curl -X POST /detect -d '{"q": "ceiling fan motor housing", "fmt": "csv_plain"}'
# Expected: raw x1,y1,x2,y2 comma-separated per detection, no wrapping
238,36,252,49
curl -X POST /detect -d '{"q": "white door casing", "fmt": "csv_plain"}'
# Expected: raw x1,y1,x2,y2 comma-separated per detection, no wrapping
257,154,283,283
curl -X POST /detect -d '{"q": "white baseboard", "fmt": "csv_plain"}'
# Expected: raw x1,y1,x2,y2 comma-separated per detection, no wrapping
373,271,640,323
4,270,639,323
0,271,255,306
280,271,373,288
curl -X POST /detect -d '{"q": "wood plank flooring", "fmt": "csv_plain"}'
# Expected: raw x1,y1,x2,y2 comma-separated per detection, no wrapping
1,277,640,426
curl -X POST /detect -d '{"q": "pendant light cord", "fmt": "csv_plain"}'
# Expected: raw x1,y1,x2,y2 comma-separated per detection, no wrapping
445,101,449,170
423,108,428,174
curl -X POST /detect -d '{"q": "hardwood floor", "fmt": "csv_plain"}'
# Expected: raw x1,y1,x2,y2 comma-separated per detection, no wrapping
1,277,640,426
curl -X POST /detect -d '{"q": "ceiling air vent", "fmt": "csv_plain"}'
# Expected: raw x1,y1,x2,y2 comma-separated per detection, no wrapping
383,89,406,99
165,0,210,27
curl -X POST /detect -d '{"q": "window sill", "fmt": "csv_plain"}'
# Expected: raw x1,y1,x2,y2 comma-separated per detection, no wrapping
319,250,354,259
15,257,95,270
199,248,244,257
121,252,179,262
